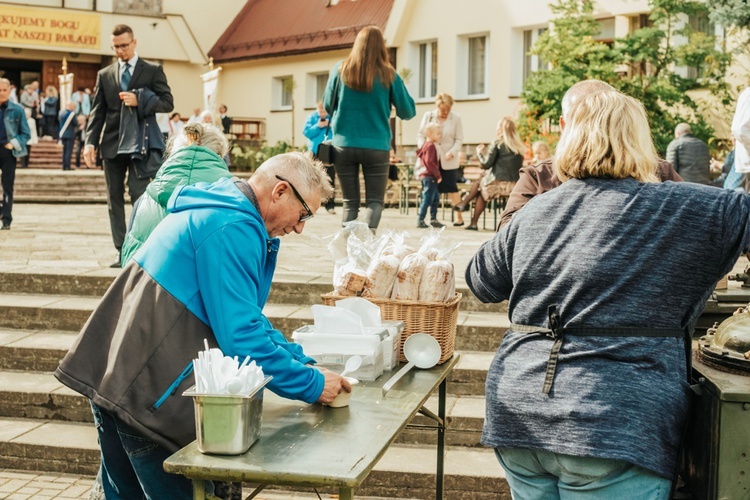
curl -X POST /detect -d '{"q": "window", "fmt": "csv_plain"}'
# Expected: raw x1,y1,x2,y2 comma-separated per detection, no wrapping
520,28,548,88
687,12,716,80
467,36,487,96
417,41,438,99
305,72,330,108
273,76,293,110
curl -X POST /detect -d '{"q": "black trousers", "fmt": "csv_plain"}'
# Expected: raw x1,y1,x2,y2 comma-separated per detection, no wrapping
0,147,17,225
61,139,74,170
103,155,150,250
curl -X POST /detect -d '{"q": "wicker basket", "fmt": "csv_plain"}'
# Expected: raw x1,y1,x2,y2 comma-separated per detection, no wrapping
321,292,461,364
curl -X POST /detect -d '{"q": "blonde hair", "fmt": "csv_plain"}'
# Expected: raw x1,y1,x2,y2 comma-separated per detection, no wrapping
434,93,454,108
340,26,395,92
532,141,550,157
561,80,615,119
554,90,659,183
45,86,58,98
495,117,527,156
165,123,228,159
424,122,441,139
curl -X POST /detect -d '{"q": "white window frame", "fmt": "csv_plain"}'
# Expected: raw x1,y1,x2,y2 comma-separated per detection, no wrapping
407,39,438,103
305,71,330,108
510,26,547,97
456,32,489,100
272,75,293,111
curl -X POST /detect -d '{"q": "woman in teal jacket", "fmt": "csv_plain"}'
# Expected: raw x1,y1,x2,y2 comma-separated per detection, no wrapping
120,123,231,265
323,26,415,230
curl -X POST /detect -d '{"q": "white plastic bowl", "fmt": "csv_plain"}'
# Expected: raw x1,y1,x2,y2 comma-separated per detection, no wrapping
328,377,359,408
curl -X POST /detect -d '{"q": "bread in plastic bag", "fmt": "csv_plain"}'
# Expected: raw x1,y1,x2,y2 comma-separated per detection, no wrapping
391,252,428,300
419,259,455,302
362,254,401,298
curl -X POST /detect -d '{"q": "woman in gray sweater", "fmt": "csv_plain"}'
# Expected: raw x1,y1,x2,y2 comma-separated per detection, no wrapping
466,89,750,498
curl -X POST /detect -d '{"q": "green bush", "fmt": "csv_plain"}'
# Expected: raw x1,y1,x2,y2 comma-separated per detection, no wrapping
230,141,300,172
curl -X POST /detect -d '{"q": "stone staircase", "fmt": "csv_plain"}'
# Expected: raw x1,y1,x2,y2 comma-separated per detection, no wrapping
0,270,512,499
27,140,65,170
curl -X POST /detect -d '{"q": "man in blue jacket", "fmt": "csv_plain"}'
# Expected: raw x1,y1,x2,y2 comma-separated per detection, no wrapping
0,78,31,230
55,152,350,498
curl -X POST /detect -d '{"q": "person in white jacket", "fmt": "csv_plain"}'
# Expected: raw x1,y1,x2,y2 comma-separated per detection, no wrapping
731,87,750,188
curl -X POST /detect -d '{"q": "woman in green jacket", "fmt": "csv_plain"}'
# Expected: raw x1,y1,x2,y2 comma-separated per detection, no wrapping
120,123,231,265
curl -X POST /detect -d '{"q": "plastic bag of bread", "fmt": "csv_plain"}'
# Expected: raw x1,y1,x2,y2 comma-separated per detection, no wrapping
391,252,428,300
381,231,414,261
333,259,367,296
362,254,401,298
419,259,455,302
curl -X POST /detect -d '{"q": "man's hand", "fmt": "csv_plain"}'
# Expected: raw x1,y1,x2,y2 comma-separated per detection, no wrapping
4,143,13,151
316,367,351,404
83,145,97,168
445,151,454,161
119,92,139,107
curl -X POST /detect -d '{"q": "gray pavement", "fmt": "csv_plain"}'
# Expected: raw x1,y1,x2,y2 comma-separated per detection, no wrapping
0,203,498,288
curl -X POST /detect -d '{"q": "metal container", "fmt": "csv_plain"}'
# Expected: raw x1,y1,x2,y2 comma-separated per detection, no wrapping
183,376,272,455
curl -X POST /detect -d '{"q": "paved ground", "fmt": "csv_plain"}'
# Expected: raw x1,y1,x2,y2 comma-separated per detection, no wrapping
0,202,499,288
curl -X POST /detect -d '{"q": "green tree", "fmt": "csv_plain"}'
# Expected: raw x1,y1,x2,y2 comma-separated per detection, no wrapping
521,0,730,154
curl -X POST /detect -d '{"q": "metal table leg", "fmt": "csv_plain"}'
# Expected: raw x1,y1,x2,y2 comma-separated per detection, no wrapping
437,378,446,500
339,486,355,500
192,479,206,499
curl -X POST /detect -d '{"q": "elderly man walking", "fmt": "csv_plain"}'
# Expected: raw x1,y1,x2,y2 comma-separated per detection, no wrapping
665,123,711,184
55,152,350,499
0,78,31,230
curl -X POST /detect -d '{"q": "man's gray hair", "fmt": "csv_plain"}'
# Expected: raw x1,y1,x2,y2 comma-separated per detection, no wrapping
561,79,616,119
256,152,334,201
0,78,9,89
675,123,692,137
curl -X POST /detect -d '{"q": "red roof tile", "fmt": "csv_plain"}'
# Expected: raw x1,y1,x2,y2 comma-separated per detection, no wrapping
209,0,395,63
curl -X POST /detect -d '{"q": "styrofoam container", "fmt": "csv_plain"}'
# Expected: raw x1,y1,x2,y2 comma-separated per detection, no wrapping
381,320,404,371
183,376,271,455
292,325,386,381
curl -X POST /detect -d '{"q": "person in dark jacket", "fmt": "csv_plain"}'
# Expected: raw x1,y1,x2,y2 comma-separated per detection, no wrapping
455,117,526,230
58,101,77,171
219,104,232,134
40,86,59,138
665,123,710,184
303,100,336,213
83,24,174,267
0,78,31,230
467,88,750,499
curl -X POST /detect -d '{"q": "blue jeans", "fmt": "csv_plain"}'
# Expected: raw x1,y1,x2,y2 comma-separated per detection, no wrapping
495,448,672,499
418,177,440,222
333,147,390,229
90,402,193,499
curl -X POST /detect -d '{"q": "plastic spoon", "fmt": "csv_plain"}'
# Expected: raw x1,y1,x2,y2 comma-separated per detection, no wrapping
382,334,441,396
340,355,362,378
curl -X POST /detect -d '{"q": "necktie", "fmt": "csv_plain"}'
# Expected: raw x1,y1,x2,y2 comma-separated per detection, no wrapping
121,62,131,91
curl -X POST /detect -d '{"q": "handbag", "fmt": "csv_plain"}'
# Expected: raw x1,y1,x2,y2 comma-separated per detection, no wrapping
316,75,340,165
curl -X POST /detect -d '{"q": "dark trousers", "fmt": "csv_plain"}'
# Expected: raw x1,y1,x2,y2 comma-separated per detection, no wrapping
42,116,57,138
61,139,74,170
90,403,193,499
103,155,150,250
0,148,17,225
418,177,440,222
333,147,390,229
18,146,30,168
74,137,84,168
325,165,336,210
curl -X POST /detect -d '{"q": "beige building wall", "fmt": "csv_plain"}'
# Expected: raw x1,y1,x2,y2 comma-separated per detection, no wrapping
213,0,654,149
218,49,350,147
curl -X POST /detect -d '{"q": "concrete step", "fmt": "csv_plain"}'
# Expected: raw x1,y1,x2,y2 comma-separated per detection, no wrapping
0,330,493,397
0,416,508,499
0,368,488,447
0,292,509,352
0,270,505,313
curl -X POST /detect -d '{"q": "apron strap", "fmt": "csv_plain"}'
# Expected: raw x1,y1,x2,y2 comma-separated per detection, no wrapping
510,304,690,395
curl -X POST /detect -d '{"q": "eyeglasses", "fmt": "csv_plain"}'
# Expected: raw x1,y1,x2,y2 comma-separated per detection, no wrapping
111,41,134,51
275,175,314,222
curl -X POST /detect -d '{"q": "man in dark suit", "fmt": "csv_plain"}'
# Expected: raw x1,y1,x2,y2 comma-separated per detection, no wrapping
84,24,174,267
219,104,232,134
